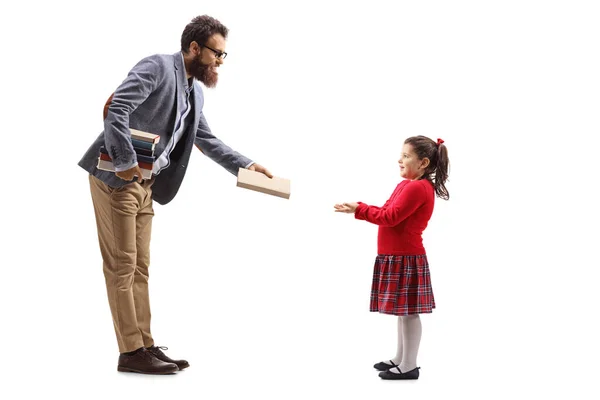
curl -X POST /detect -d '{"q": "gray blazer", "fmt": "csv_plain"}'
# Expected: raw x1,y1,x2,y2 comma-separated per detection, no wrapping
78,52,253,205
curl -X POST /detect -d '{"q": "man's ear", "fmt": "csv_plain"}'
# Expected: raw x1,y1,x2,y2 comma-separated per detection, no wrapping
190,41,201,56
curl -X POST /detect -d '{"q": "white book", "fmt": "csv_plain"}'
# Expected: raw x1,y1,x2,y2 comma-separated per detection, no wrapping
97,159,153,180
130,128,160,144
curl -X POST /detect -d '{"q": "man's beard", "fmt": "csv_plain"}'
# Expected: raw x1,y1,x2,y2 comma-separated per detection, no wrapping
189,55,218,88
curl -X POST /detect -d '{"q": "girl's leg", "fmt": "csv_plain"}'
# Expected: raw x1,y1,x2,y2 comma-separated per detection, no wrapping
391,314,422,373
390,316,403,365
378,316,404,367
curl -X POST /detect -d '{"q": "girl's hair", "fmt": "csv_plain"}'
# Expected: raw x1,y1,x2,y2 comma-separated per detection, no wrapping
404,135,450,200
181,15,229,53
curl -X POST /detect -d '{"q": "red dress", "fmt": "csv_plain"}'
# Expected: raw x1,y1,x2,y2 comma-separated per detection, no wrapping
355,179,436,315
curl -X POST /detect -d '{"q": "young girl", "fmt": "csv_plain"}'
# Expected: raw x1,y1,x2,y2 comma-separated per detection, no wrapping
334,135,450,380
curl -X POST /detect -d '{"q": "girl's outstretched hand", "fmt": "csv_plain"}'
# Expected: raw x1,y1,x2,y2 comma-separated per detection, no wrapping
334,202,359,213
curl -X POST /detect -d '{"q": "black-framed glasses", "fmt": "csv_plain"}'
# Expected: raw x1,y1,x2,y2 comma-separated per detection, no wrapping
202,44,227,60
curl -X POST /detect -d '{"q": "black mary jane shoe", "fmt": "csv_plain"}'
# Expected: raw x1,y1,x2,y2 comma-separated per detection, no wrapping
373,360,398,371
378,366,420,380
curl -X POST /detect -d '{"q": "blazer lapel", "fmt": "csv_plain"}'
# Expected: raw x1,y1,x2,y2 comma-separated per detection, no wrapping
173,52,187,129
190,85,202,138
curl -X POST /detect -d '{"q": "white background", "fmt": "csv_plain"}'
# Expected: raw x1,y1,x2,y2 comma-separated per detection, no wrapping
1,0,599,398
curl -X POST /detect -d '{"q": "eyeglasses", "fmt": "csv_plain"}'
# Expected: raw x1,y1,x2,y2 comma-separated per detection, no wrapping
202,44,227,60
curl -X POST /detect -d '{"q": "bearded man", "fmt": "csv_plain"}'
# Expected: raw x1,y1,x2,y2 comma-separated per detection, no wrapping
78,15,272,374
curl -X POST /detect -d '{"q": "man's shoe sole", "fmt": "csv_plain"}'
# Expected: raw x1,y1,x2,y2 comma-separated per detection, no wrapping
117,366,178,375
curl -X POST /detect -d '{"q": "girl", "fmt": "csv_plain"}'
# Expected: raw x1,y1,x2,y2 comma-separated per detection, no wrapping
334,135,450,380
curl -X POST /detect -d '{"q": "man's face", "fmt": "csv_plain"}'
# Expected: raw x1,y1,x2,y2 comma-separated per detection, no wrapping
189,34,226,88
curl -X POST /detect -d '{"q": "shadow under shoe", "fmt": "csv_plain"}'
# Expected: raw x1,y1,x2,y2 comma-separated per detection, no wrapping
118,348,179,375
146,345,190,370
378,366,420,380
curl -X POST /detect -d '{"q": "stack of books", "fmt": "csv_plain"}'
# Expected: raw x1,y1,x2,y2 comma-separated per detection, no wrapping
97,129,160,179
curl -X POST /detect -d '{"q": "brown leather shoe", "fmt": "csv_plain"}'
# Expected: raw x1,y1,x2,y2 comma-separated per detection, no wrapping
117,348,179,374
146,345,190,370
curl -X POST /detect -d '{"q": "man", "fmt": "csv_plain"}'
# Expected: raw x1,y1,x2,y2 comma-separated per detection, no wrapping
78,15,272,374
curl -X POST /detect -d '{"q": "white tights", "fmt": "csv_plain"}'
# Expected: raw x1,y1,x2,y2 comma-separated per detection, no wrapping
386,314,422,373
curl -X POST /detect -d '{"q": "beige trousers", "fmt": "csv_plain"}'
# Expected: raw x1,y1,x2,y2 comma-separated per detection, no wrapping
89,175,155,353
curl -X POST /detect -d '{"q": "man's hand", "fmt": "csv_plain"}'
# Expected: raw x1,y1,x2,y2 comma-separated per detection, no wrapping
116,164,144,182
334,202,359,213
249,163,273,178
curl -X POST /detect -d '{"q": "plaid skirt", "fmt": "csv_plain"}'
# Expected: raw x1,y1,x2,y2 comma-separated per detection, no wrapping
370,254,435,316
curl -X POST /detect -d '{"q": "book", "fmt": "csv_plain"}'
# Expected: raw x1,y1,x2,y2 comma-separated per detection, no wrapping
99,153,153,170
130,128,160,144
97,159,153,180
99,146,155,164
236,168,290,199
132,146,154,157
131,138,155,150
100,145,155,157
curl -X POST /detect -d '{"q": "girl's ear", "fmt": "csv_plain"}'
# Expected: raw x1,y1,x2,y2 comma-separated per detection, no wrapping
421,157,431,170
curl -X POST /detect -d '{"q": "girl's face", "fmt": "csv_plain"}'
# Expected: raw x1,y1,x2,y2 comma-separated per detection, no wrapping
398,143,429,180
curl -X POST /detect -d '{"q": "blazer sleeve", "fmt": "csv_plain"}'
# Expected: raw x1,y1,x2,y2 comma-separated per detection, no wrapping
103,56,165,171
354,182,427,227
194,111,254,175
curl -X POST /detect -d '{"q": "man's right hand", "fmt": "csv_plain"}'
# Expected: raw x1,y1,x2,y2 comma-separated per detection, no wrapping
115,164,144,182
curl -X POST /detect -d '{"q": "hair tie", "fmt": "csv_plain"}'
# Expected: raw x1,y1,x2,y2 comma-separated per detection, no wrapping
437,138,444,145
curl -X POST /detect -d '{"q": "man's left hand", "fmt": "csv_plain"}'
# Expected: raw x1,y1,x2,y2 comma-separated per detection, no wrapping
249,163,273,178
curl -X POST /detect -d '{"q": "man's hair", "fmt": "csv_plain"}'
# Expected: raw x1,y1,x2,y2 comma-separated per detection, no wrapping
181,15,229,53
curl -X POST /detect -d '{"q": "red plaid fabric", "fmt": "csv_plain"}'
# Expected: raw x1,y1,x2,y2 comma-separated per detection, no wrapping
370,254,435,315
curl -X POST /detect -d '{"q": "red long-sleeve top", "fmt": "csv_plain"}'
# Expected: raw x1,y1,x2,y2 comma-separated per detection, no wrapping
355,179,435,255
